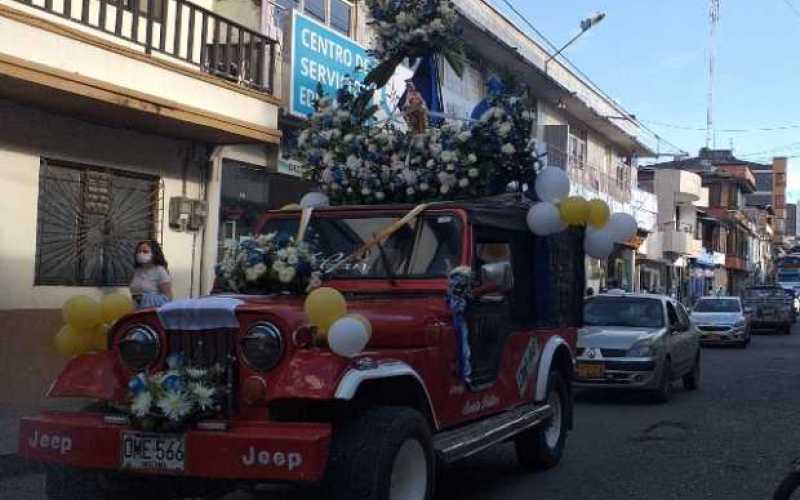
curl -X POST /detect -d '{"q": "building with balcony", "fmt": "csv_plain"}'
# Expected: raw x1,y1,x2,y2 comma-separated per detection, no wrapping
647,148,761,296
0,0,283,410
636,168,710,300
747,157,788,246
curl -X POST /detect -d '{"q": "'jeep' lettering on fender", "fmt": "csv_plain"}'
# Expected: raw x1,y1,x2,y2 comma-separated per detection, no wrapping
241,446,303,471
28,430,72,455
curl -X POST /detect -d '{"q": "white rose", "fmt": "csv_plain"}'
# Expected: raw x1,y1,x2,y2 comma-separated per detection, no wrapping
287,255,299,265
498,122,513,137
468,168,479,178
440,184,451,195
459,178,469,188
278,266,296,284
375,191,386,201
362,187,372,196
420,182,430,191
467,153,478,164
426,159,436,168
406,187,415,196
457,131,472,142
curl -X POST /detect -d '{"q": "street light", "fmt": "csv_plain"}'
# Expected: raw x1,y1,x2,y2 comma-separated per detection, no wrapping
544,12,606,73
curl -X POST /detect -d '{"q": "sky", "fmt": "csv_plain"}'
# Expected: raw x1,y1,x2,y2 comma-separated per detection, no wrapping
495,0,800,201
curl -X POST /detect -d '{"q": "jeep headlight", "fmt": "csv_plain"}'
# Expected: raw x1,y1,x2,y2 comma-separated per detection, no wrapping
241,322,284,371
627,339,658,357
118,325,160,372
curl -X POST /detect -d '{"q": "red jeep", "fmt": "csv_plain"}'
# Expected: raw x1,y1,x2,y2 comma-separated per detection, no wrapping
19,195,582,500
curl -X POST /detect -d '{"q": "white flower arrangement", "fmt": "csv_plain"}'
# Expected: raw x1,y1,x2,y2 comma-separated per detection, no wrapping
125,353,225,432
293,59,537,205
216,233,320,295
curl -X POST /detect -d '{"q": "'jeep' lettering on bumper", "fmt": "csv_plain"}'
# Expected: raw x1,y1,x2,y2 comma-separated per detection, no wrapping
241,446,303,471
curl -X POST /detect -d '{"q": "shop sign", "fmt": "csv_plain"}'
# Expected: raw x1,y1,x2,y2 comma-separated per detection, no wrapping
290,12,411,122
712,252,726,266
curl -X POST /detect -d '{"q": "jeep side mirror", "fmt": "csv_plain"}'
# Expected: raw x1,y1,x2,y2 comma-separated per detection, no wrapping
744,307,753,315
480,261,513,294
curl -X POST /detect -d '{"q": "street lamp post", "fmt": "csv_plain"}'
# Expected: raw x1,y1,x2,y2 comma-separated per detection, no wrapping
544,12,606,73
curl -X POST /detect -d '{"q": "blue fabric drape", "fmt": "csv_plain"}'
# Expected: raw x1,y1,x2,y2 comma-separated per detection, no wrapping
470,76,506,121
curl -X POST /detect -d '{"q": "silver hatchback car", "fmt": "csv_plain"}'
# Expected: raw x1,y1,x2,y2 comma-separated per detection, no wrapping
575,293,701,402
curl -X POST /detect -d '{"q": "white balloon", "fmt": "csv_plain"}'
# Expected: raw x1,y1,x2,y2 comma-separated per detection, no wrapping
606,212,638,243
527,202,563,236
584,228,615,258
535,167,570,203
300,192,330,208
328,316,370,358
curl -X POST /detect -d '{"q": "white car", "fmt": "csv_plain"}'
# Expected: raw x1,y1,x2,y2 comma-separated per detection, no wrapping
690,296,751,347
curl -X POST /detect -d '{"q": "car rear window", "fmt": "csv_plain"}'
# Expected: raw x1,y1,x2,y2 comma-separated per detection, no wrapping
693,298,741,312
583,297,664,328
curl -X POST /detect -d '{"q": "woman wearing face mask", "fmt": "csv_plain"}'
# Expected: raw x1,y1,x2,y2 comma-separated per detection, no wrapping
130,240,173,309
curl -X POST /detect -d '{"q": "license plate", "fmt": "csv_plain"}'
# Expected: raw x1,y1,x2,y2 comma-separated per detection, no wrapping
707,334,720,341
577,363,605,379
121,432,185,472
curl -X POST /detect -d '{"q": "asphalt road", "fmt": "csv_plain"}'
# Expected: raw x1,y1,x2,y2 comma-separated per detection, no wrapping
4,327,800,500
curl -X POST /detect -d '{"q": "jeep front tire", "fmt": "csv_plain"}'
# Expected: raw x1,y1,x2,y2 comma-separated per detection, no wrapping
514,371,569,470
323,407,435,500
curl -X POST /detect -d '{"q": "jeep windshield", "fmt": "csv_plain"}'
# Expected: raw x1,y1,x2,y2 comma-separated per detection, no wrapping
583,297,665,328
259,213,463,279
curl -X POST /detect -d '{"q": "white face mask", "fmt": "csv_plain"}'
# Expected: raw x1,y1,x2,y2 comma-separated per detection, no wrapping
136,252,152,265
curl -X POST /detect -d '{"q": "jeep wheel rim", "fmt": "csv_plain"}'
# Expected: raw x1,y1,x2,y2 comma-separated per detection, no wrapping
390,439,427,500
544,387,562,449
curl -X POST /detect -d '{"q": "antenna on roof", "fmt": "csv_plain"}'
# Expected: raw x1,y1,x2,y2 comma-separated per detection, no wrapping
706,0,720,149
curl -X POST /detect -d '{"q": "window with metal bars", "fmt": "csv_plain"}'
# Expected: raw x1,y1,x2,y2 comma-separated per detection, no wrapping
34,159,161,287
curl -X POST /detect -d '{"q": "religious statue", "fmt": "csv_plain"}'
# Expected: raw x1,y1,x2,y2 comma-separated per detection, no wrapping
402,80,429,135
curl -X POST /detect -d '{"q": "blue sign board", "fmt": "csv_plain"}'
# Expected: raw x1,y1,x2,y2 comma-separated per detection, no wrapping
290,12,371,117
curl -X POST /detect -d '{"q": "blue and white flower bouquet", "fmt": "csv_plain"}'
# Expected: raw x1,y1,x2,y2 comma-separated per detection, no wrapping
126,353,226,432
216,232,321,295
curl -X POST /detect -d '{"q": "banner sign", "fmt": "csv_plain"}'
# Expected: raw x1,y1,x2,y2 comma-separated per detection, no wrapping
289,11,410,123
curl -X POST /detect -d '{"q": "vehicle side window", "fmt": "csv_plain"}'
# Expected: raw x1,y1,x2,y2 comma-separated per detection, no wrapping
666,302,679,328
676,304,691,331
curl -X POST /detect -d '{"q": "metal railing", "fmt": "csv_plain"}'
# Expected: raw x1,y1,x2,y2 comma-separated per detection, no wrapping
14,0,278,93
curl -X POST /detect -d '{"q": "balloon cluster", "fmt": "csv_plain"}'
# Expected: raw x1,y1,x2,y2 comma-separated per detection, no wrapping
527,167,639,259
303,287,373,358
55,293,135,358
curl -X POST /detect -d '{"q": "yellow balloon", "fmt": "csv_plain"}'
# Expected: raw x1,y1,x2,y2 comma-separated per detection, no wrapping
281,203,302,211
54,325,94,358
559,196,590,226
62,296,102,330
92,323,110,351
304,287,347,334
348,313,373,340
587,198,611,229
101,293,135,325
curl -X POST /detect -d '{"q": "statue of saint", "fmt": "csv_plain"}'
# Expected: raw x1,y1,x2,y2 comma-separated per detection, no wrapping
402,80,429,135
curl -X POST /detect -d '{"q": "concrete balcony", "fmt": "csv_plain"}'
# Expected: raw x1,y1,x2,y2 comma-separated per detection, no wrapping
655,169,704,204
662,228,703,257
0,0,281,144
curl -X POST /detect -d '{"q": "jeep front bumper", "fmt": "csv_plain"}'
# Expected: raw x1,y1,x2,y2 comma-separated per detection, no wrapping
18,412,331,482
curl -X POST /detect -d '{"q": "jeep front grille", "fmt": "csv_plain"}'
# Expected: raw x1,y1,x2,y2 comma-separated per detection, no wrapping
167,330,237,416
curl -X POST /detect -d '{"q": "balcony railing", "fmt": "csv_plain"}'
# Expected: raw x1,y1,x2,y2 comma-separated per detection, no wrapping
12,0,278,93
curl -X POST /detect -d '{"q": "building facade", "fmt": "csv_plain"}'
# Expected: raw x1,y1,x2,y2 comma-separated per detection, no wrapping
746,156,788,246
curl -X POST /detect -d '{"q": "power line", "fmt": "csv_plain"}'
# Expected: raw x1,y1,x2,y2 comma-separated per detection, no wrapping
490,0,688,156
642,119,800,133
783,0,800,18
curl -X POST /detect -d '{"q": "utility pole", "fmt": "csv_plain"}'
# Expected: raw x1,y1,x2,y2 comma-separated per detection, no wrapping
706,0,720,149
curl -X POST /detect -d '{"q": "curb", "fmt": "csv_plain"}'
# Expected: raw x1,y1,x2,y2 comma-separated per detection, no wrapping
0,453,43,479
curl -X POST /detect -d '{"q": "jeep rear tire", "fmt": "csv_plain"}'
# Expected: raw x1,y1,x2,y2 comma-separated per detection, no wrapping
323,407,435,500
514,371,569,470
